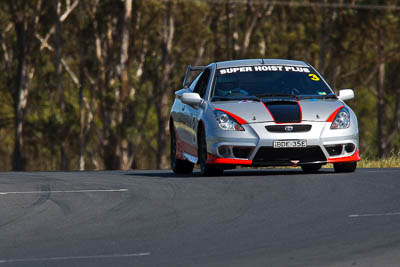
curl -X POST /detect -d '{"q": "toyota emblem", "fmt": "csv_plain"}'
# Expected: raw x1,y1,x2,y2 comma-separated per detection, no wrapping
284,125,294,132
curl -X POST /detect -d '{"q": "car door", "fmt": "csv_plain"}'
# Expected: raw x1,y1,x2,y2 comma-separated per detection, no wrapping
186,68,211,150
175,72,203,155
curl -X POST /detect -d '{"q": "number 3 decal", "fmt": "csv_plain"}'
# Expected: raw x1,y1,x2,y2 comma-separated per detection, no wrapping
309,74,320,81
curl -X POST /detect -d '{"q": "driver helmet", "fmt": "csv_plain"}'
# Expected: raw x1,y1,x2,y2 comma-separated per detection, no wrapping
215,76,239,96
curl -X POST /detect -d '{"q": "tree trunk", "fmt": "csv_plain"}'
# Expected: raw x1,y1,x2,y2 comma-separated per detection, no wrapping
225,3,232,60
376,26,386,158
7,0,42,171
118,0,133,170
156,3,175,169
10,14,31,171
238,2,274,59
376,61,385,158
11,30,33,171
79,54,86,170
319,5,327,72
56,0,69,170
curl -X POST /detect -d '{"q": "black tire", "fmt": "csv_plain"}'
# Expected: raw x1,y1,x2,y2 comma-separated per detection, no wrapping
301,163,322,172
334,161,357,173
171,128,194,174
198,129,224,176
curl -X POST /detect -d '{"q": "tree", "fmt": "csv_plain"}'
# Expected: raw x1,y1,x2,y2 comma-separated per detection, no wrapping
6,0,44,170
1,0,400,171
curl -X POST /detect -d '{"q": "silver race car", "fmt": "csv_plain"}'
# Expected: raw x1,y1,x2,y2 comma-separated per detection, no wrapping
169,59,360,176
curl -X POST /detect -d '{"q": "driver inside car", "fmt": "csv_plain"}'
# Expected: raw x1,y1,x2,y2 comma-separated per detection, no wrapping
214,78,248,97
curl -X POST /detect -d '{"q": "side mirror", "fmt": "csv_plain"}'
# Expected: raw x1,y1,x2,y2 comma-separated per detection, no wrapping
338,89,354,101
181,92,203,106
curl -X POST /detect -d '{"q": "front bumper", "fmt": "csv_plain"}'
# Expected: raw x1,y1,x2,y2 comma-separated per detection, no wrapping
206,121,360,166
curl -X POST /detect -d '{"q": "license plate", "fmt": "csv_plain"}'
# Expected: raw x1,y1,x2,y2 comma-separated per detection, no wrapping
273,140,307,148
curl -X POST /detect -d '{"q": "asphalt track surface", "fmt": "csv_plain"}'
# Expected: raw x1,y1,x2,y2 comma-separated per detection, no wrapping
1,168,400,267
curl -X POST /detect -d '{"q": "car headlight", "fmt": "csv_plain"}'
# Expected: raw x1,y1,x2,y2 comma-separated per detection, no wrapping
214,110,245,131
330,107,350,129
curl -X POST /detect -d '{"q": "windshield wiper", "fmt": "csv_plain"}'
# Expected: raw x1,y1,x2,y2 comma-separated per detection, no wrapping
297,94,337,99
256,93,297,98
211,96,260,102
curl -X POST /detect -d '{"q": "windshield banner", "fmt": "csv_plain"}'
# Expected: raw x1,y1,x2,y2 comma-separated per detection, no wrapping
219,65,311,75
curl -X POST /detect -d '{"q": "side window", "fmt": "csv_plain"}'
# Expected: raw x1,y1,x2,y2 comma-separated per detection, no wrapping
194,69,210,98
188,73,202,91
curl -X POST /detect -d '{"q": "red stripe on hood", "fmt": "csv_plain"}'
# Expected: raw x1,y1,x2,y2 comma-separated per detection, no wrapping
297,100,303,122
261,102,276,121
327,105,345,122
214,108,248,124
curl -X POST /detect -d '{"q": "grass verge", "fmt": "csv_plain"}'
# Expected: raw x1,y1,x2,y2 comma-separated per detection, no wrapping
358,152,400,168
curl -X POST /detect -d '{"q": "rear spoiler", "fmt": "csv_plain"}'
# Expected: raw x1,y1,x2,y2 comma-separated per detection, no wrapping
183,65,206,87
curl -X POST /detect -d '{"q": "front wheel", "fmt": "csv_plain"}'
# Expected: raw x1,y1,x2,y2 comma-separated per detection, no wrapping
334,161,357,173
198,129,223,176
301,163,322,172
171,128,194,174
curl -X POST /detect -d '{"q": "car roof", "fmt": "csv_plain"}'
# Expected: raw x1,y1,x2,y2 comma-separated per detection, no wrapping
214,59,308,69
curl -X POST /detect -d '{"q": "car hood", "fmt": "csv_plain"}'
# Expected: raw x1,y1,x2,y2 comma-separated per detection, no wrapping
211,99,344,123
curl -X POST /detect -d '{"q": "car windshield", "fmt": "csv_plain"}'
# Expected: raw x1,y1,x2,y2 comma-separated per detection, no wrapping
212,65,334,100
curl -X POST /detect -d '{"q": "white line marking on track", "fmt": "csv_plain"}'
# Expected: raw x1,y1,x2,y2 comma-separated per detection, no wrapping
0,189,128,195
348,212,400,218
0,252,150,264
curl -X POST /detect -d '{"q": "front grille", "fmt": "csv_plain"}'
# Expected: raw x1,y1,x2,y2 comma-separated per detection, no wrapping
232,147,252,159
265,125,312,133
252,146,327,165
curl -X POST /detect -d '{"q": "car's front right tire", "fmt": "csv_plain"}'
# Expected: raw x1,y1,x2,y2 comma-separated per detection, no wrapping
171,128,194,174
301,163,322,172
198,128,223,176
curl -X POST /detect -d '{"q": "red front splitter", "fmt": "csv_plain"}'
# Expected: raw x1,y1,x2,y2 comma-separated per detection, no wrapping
327,149,361,163
206,153,252,165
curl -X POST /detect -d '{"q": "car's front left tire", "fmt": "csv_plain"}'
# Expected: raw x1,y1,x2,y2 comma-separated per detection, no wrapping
334,161,357,173
171,128,194,174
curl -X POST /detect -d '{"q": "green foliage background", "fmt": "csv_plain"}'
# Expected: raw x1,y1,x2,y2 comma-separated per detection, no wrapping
0,0,399,170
